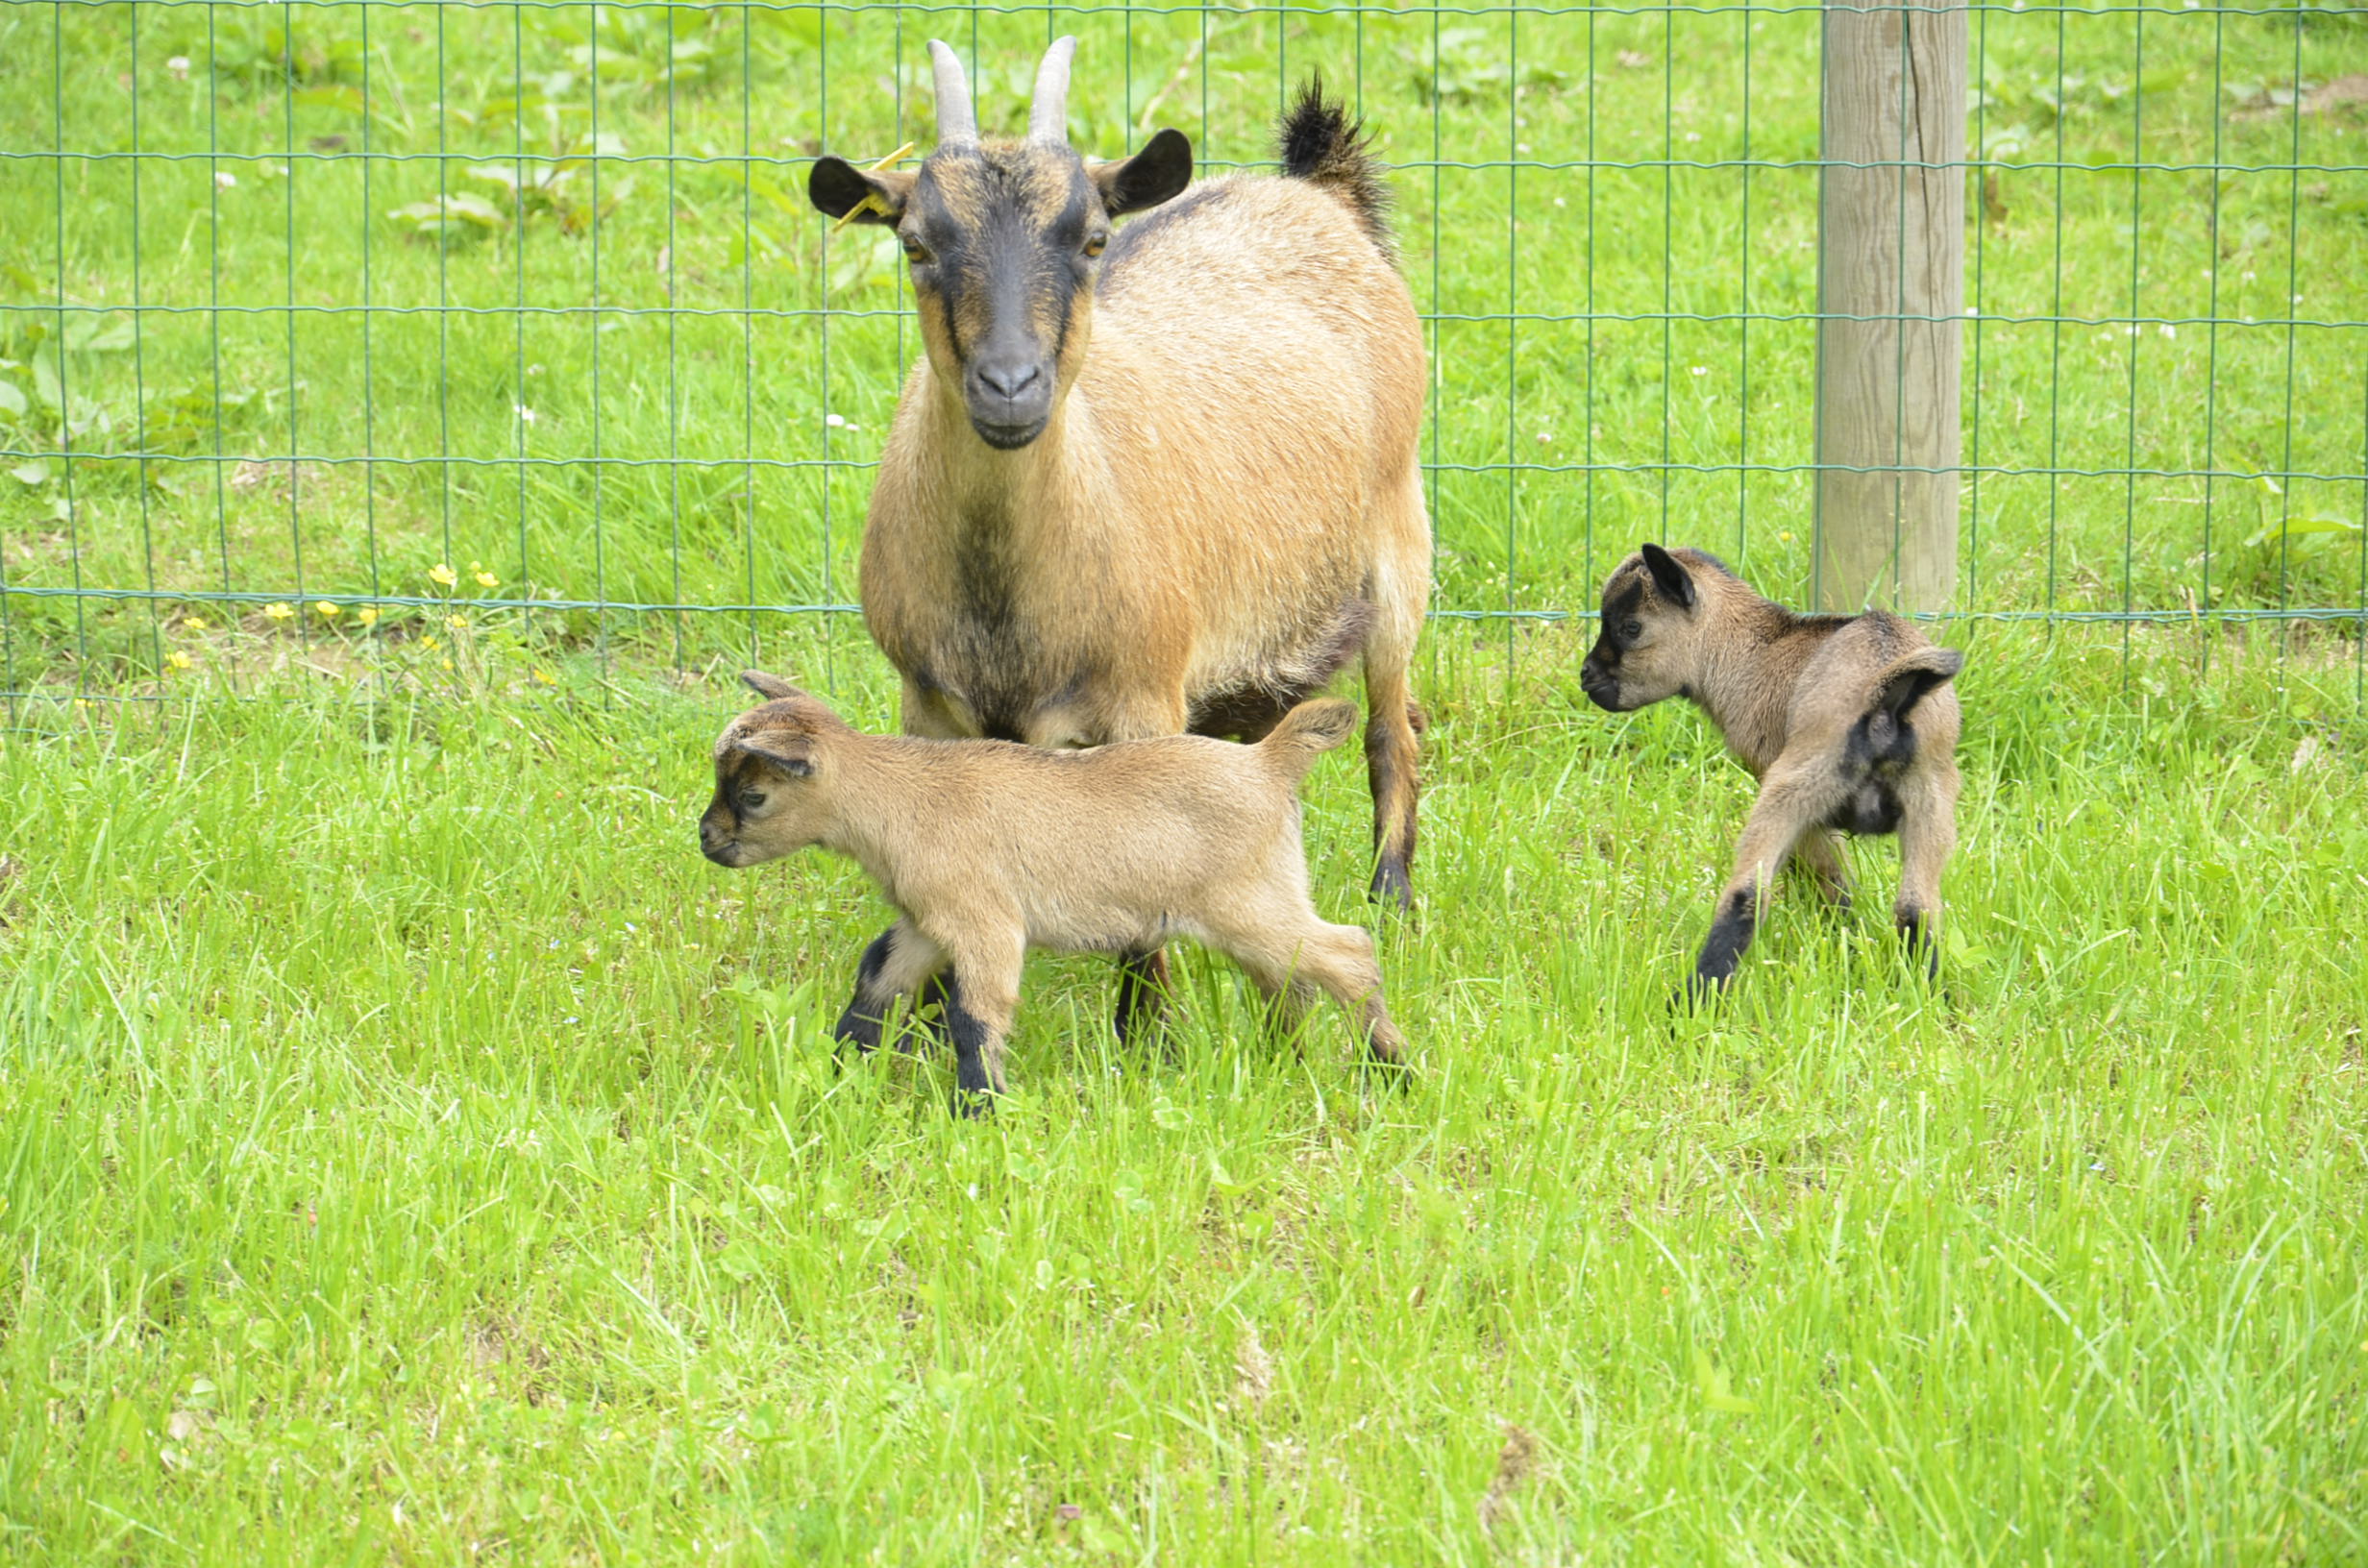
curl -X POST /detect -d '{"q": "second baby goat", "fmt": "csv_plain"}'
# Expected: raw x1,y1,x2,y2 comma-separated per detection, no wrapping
1581,545,1965,1001
701,673,1406,1107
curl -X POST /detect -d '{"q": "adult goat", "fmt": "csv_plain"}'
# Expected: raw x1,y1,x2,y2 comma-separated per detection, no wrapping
807,37,1429,1045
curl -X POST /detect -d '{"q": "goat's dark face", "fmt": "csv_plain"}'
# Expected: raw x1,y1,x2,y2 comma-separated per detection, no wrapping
700,674,838,869
699,739,821,870
1581,544,1709,714
806,37,1192,451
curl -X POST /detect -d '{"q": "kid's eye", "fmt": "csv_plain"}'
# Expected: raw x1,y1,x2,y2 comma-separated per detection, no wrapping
901,236,930,264
1622,620,1644,639
1083,233,1108,257
738,791,768,811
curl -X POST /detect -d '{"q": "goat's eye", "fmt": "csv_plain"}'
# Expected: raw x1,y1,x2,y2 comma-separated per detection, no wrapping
1083,233,1108,257
900,235,930,264
1622,620,1644,640
737,791,768,811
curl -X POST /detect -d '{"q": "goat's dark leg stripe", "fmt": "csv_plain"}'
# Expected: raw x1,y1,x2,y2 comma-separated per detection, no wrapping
831,924,900,1054
1114,947,1170,1045
944,973,997,1110
1694,884,1760,989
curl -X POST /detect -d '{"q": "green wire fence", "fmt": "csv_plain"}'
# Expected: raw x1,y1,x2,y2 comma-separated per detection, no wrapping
1,1,2363,721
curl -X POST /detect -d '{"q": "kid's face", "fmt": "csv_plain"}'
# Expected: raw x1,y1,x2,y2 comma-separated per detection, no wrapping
1581,559,1693,712
698,724,823,868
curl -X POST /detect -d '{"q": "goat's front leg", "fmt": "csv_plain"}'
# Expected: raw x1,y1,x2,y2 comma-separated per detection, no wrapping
1686,768,1830,1005
832,919,947,1056
932,925,1026,1115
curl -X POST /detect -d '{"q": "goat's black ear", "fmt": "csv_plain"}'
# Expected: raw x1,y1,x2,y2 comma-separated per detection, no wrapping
1090,129,1193,218
1640,543,1696,611
733,737,815,777
741,670,804,702
808,157,914,225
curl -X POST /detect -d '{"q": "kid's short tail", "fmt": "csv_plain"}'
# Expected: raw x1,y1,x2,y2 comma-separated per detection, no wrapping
1262,698,1361,782
1874,646,1965,722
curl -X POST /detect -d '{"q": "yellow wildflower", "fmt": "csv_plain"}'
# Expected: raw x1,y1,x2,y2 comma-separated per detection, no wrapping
421,635,440,651
475,571,501,590
532,668,556,687
357,606,381,626
315,600,340,620
167,649,194,671
429,563,458,588
263,601,295,621
183,616,210,631
447,615,470,632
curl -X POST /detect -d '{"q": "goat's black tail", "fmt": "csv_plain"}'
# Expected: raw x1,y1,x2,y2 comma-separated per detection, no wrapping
1278,79,1395,260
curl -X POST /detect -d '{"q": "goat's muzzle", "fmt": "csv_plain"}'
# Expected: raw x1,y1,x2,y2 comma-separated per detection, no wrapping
1578,651,1628,713
964,355,1053,450
699,818,744,867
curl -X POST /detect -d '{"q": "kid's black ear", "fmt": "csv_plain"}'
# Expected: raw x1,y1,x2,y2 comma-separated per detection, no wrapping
1089,128,1194,217
741,670,803,702
808,157,916,225
732,736,815,777
1640,543,1696,611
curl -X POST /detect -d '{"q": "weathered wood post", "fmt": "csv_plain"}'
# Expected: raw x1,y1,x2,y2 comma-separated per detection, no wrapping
1814,0,1969,613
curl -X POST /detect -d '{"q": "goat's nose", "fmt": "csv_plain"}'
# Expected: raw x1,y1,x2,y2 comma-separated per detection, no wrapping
976,359,1041,400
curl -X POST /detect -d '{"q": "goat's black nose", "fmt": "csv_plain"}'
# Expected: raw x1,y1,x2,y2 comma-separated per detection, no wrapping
976,359,1041,400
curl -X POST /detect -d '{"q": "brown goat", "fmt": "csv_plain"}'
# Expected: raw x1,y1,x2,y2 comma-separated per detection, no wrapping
700,672,1407,1109
806,40,1430,1048
1580,545,1964,1001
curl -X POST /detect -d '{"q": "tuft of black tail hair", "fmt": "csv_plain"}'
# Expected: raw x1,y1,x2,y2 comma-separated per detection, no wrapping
1277,79,1395,260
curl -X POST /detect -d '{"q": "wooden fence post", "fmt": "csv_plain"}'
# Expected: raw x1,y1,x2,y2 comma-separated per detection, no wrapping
1814,0,1969,613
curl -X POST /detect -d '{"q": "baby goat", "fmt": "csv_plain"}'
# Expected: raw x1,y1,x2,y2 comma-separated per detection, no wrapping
1580,545,1965,1000
700,672,1406,1107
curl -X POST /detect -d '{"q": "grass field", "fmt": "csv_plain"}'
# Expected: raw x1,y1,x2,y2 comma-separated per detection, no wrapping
2,625,2366,1563
5,1,2368,1562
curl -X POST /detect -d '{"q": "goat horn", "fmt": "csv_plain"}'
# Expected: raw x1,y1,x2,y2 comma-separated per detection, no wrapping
926,40,977,148
1026,35,1077,145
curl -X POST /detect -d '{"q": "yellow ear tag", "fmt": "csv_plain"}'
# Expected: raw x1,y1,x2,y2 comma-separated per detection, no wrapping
831,141,916,233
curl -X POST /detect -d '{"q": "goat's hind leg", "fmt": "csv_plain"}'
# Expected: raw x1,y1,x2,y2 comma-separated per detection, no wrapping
1219,914,1405,1068
1113,948,1171,1049
1362,479,1429,912
1892,760,1961,979
833,919,949,1057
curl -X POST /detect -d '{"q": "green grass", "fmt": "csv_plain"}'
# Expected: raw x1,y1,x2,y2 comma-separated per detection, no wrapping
2,0,2366,694
2,625,2366,1563
4,4,2368,1561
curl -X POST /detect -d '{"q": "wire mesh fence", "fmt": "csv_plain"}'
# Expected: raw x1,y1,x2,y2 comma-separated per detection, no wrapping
1,0,2363,721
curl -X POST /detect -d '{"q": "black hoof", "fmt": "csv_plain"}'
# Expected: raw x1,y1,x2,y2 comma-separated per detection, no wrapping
1895,909,1940,981
950,1088,997,1119
831,1012,883,1058
1670,972,1727,1015
1369,860,1413,912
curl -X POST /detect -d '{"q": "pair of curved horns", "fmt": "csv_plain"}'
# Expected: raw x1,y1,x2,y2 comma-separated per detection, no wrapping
925,35,1075,148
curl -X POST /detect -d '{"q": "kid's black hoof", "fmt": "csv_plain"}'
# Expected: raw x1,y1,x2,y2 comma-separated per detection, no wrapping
1669,973,1728,1015
831,1012,883,1058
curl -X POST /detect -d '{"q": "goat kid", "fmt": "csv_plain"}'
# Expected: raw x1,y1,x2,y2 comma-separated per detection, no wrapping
1580,545,1965,1002
700,672,1407,1110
